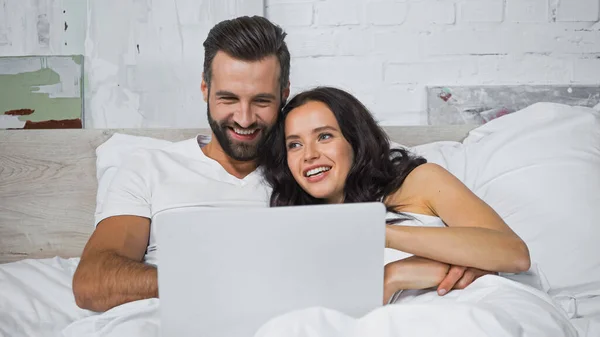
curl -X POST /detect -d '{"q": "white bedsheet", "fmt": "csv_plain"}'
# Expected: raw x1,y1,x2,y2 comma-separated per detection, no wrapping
0,257,91,337
0,257,593,337
550,282,600,337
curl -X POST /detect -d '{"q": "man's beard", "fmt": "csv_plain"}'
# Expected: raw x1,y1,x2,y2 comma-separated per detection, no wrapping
207,105,270,161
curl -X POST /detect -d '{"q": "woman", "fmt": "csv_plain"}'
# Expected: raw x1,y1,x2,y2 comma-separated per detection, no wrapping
259,87,531,304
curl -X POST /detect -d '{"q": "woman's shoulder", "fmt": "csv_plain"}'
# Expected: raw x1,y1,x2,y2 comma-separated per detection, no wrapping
385,163,451,215
402,162,452,184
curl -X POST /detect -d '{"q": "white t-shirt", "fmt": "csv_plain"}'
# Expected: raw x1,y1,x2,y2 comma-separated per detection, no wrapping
95,135,272,265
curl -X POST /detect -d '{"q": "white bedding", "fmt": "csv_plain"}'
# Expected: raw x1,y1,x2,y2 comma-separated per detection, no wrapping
0,258,90,337
1,257,595,337
550,282,600,337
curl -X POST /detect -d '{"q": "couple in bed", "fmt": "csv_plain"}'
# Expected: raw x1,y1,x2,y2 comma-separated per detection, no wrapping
72,16,530,312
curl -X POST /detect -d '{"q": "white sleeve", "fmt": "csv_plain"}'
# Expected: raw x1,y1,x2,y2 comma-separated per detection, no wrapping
94,152,152,226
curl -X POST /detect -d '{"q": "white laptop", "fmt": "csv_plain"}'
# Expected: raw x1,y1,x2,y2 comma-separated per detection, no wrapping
155,202,386,337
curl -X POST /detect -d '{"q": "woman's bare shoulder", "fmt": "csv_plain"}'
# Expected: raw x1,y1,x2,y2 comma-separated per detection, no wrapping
385,163,448,216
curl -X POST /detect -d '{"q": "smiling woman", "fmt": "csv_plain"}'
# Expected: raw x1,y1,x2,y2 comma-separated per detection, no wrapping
259,86,531,304
259,87,426,208
284,101,355,204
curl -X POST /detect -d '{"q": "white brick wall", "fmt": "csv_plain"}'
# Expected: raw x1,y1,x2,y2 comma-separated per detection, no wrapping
408,1,456,25
573,58,600,82
315,1,361,26
556,0,600,22
460,0,504,23
0,0,86,56
506,0,549,23
366,2,409,26
2,0,599,127
83,0,266,128
266,0,600,125
267,3,313,27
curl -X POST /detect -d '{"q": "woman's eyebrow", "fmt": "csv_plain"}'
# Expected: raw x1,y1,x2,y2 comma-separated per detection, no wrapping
312,126,337,134
285,125,338,141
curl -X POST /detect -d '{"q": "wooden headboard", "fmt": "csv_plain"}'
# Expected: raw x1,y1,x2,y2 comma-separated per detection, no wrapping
0,126,475,264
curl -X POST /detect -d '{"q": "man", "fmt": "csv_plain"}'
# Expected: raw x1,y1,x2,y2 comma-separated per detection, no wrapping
73,15,488,313
72,15,290,312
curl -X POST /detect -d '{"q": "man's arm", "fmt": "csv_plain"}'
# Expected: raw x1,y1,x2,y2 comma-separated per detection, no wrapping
72,215,156,312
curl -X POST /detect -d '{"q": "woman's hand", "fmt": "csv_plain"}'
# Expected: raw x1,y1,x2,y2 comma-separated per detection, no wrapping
383,256,497,304
383,256,450,304
436,265,497,296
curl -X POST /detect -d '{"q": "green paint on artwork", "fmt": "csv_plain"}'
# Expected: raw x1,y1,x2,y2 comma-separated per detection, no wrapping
0,56,82,123
72,55,83,65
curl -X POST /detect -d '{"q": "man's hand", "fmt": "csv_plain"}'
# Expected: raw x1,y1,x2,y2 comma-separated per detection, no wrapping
436,265,497,296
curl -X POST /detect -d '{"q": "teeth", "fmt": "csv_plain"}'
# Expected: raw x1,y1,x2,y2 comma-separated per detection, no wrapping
305,166,331,177
233,128,257,135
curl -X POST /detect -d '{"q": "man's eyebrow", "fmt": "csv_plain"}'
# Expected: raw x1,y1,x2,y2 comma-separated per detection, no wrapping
215,91,276,100
215,90,238,98
254,93,277,100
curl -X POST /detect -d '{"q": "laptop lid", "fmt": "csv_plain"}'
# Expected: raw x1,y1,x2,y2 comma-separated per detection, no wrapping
155,202,386,337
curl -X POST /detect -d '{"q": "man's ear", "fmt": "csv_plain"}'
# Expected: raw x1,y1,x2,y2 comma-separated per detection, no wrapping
282,81,291,102
201,75,209,103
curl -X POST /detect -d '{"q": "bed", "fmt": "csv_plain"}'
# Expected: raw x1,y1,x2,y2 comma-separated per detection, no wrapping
1,102,599,336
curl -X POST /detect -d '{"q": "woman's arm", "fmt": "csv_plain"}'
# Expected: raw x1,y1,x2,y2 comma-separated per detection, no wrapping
384,256,450,296
386,163,531,274
383,256,495,303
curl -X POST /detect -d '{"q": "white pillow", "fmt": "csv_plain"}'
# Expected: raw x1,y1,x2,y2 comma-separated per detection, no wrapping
94,133,173,224
459,102,600,292
390,141,467,182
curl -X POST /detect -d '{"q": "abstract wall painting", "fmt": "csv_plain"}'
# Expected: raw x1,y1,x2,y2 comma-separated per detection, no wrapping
427,85,600,125
0,55,83,129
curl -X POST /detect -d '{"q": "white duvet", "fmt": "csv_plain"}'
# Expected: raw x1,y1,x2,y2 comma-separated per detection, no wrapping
0,257,592,337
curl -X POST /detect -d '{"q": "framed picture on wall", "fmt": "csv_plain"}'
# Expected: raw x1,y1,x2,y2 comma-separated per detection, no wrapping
0,55,83,129
426,85,600,125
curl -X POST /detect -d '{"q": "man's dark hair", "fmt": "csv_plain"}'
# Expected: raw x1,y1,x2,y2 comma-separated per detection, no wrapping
203,16,290,95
